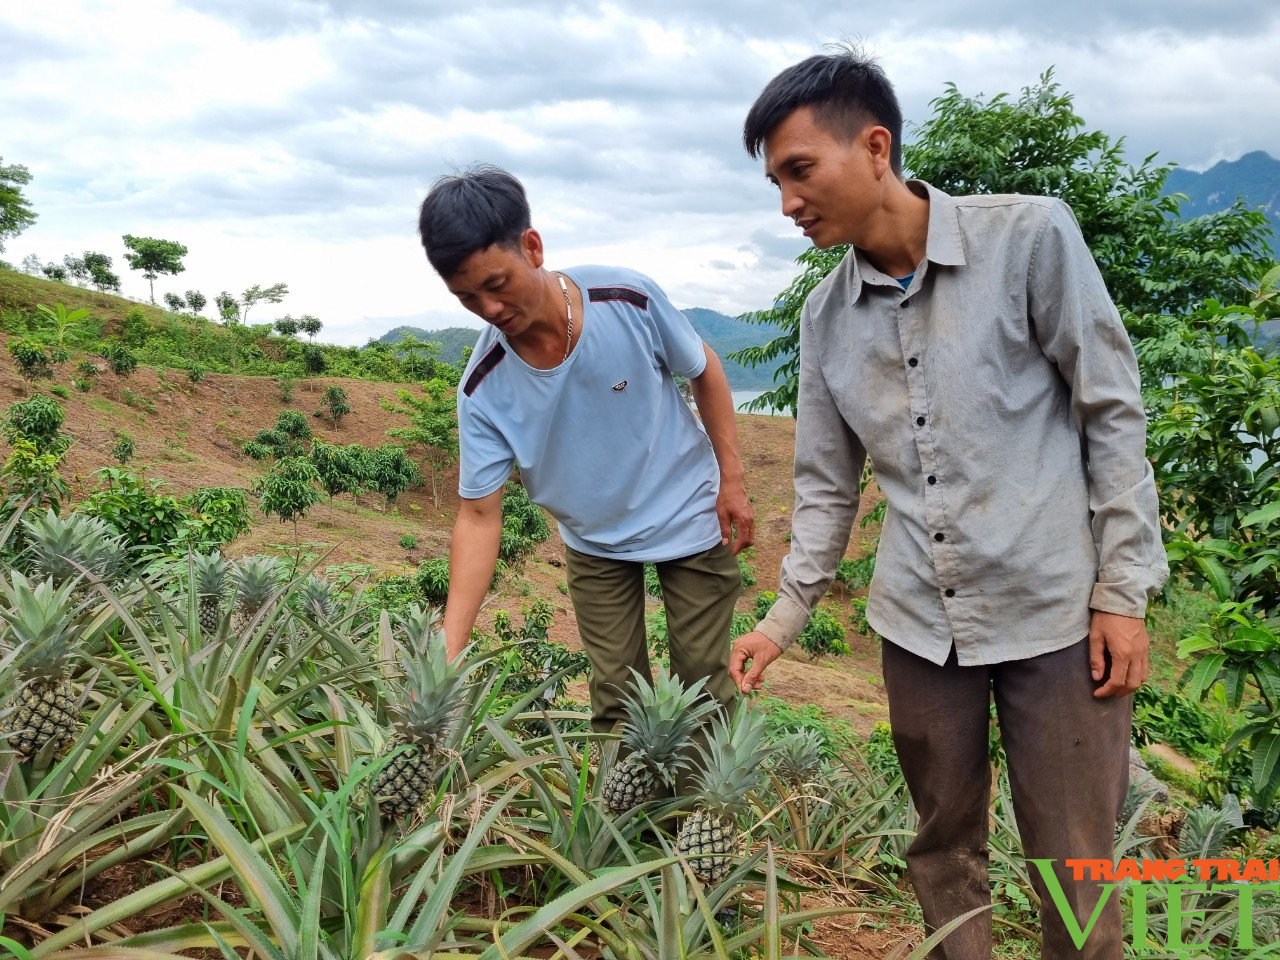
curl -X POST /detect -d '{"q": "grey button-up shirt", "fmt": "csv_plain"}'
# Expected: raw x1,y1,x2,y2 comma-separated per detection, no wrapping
756,181,1169,666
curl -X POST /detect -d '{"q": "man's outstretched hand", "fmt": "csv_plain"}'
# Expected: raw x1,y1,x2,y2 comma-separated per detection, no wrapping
729,631,784,695
1089,610,1150,698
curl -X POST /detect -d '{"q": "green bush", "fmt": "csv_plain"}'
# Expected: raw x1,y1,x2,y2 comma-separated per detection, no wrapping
2,394,68,455
415,556,450,605
497,481,551,566
102,342,138,376
184,486,252,546
82,468,189,549
399,533,418,550
49,385,70,399
797,606,850,659
111,433,135,464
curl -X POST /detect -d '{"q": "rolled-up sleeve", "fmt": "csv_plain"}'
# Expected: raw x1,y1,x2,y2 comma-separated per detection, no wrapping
1028,200,1170,617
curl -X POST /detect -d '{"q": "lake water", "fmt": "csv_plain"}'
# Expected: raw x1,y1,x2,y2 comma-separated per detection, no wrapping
731,389,789,416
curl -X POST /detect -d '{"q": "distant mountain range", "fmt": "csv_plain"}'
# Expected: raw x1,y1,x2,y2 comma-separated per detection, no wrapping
1163,150,1280,252
377,308,785,390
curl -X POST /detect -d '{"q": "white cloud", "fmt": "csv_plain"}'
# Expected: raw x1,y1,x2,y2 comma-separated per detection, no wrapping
3,1,1277,344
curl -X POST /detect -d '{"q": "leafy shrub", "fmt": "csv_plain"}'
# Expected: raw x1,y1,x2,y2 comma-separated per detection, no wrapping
72,378,91,392
7,339,65,384
186,364,205,384
254,456,323,535
82,468,189,548
275,409,312,441
367,444,420,507
309,440,372,499
277,376,294,403
399,534,418,550
797,606,850,658
2,394,68,455
111,433,135,464
319,385,350,426
102,342,138,376
49,385,69,399
241,440,271,461
643,563,662,599
415,556,450,605
738,552,757,587
121,388,157,414
497,481,551,566
184,486,252,546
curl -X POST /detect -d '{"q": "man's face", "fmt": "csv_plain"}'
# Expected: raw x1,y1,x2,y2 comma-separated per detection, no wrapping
444,230,544,337
762,106,888,249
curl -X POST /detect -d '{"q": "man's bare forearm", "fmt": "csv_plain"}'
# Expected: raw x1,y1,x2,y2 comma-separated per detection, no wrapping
442,490,504,655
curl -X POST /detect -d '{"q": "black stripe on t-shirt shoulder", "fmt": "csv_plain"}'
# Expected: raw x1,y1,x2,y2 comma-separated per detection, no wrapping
463,342,507,396
588,285,649,310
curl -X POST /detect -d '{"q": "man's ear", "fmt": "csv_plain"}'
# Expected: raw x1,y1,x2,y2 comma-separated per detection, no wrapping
865,125,894,179
521,227,545,268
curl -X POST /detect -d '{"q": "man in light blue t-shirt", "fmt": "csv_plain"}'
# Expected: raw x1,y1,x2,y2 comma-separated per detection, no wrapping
416,165,754,736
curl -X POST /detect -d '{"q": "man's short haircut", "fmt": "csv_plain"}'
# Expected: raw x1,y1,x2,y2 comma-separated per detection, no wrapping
418,164,532,278
743,44,904,173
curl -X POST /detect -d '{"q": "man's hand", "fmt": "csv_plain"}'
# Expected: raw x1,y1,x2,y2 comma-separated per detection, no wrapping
1089,610,1150,698
730,631,783,694
717,477,755,554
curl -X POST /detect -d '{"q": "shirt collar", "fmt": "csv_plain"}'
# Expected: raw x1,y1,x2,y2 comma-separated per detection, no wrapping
844,179,967,301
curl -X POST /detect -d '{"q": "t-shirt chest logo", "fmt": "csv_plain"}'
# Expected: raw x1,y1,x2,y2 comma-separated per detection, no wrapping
612,379,628,392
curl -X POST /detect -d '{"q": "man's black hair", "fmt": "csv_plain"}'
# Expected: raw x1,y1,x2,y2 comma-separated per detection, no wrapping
742,45,903,173
418,164,532,278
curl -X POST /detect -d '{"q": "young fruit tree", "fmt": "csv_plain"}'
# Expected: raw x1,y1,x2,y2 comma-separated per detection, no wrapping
255,456,323,546
122,234,188,303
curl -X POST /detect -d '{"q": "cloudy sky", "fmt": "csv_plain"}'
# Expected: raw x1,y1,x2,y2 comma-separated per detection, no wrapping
4,1,1278,344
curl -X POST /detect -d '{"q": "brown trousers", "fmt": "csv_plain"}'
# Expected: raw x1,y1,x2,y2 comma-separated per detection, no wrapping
566,541,741,734
882,638,1131,960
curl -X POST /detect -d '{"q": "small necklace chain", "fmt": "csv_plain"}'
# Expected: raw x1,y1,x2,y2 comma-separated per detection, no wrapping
556,272,573,361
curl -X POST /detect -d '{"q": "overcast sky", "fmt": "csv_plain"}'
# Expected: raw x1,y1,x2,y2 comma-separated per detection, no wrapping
4,1,1278,344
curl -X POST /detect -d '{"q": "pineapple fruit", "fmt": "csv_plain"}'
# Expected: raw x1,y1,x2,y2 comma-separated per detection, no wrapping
0,572,87,761
371,616,477,817
193,551,230,634
230,556,280,633
601,668,719,815
677,705,771,885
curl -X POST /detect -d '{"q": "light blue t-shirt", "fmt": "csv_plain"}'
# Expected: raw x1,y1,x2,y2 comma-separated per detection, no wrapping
456,265,722,563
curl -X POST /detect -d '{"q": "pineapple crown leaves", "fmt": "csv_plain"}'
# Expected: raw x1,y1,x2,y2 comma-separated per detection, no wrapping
768,727,827,784
386,631,484,751
230,555,284,611
192,550,230,597
21,508,129,587
614,668,721,773
688,705,772,816
0,571,88,678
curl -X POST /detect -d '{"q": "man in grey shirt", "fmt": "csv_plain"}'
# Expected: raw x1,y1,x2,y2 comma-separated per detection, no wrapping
730,49,1168,959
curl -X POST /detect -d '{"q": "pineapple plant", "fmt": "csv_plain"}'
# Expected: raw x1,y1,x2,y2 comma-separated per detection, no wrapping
193,551,230,633
230,555,281,633
21,509,128,588
769,727,826,788
371,623,478,817
677,705,771,885
601,668,720,815
296,574,337,625
0,572,89,761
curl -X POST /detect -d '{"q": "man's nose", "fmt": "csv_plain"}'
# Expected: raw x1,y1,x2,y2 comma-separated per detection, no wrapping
780,189,803,219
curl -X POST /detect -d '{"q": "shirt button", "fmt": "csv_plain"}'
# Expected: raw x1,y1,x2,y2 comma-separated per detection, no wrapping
945,588,956,598
934,532,945,542
915,416,925,426
908,357,918,367
927,475,937,485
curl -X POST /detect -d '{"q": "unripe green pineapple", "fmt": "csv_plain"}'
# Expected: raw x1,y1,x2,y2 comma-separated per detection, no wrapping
677,706,770,885
601,668,719,815
371,612,478,817
0,573,87,761
193,551,230,634
229,556,281,634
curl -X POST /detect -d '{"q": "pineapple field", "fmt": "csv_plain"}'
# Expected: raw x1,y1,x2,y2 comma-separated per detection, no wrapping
3,271,1280,959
